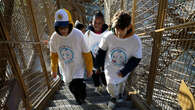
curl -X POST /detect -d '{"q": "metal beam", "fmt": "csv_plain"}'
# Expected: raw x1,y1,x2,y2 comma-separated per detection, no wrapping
0,11,32,110
132,0,137,26
146,0,168,105
26,0,50,89
120,0,124,10
42,0,53,36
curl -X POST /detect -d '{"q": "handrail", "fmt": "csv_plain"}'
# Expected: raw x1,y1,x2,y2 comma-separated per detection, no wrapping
27,77,46,93
30,83,47,103
138,21,195,36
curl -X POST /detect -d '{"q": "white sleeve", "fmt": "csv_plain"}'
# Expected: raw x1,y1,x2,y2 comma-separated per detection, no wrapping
99,36,108,51
49,36,57,53
81,34,90,53
84,31,90,48
84,30,89,37
133,37,142,58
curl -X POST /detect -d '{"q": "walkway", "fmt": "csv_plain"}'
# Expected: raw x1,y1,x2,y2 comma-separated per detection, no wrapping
45,79,138,110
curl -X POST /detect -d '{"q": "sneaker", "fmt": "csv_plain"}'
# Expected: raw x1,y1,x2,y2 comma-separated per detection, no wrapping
117,93,124,103
100,85,106,92
108,97,116,109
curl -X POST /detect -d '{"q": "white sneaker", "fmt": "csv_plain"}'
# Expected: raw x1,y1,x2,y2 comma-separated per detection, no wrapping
116,94,124,103
94,86,101,94
108,98,116,109
100,85,106,92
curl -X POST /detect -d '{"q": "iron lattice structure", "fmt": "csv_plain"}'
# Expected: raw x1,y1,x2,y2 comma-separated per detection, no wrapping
128,0,194,110
0,0,57,109
105,0,194,109
0,0,194,110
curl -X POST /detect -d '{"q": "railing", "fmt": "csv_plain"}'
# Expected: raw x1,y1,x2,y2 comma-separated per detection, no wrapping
129,0,195,109
0,0,59,110
0,0,194,110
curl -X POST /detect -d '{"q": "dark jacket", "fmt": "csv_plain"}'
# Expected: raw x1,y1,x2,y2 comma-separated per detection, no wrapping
86,24,108,33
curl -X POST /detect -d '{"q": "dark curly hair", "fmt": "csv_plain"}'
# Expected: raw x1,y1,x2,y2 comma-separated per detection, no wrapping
112,10,131,30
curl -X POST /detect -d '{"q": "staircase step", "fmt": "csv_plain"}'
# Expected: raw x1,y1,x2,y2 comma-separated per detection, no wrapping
52,95,110,105
46,103,137,110
46,80,139,110
115,108,138,110
49,99,79,106
50,97,135,108
57,89,109,97
46,103,109,110
116,101,134,108
59,83,97,91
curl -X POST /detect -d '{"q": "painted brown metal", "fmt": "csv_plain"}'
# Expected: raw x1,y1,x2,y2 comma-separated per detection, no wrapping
41,0,53,36
0,12,32,110
146,0,168,105
34,79,62,110
120,0,124,10
26,0,51,90
132,0,137,26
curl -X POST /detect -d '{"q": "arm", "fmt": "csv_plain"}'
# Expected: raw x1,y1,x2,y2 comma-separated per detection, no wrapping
94,48,107,69
82,52,93,77
118,57,141,77
50,52,58,78
119,35,142,77
94,35,108,69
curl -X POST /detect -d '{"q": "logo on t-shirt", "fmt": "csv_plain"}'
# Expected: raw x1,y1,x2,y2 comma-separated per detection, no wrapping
110,48,127,67
91,42,99,57
59,46,74,64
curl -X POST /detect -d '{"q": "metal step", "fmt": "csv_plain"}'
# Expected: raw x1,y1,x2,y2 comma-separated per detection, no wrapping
49,96,135,109
46,103,109,110
53,95,110,104
57,89,110,97
46,79,138,110
115,108,138,110
59,83,97,91
46,102,136,110
116,101,134,108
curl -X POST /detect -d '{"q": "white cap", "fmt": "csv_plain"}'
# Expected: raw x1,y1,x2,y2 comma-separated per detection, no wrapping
55,9,69,22
55,9,72,27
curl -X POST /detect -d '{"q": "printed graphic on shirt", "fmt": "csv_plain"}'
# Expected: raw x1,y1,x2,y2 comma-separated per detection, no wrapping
91,42,99,57
110,48,127,67
59,46,74,64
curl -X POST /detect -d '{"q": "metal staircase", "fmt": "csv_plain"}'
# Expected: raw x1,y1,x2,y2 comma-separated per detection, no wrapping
45,79,138,110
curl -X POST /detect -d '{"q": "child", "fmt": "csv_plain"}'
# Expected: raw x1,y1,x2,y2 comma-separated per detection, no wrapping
94,10,142,109
50,9,93,105
75,20,86,34
84,10,108,93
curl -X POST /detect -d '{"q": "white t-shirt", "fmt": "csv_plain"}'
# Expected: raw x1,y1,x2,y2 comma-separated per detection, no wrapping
84,30,108,57
99,31,142,84
50,28,89,83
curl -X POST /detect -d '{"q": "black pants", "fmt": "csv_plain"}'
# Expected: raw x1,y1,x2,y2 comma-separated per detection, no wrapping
69,78,86,101
92,71,107,87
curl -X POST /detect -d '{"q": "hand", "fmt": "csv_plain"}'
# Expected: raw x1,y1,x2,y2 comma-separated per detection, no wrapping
52,72,57,78
87,71,93,78
118,72,123,78
43,40,49,45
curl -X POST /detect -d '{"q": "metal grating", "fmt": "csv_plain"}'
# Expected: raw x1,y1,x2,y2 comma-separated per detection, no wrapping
0,0,57,109
129,0,195,109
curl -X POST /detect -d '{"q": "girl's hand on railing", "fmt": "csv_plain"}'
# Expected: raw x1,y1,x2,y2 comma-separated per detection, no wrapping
52,72,57,78
87,71,93,78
